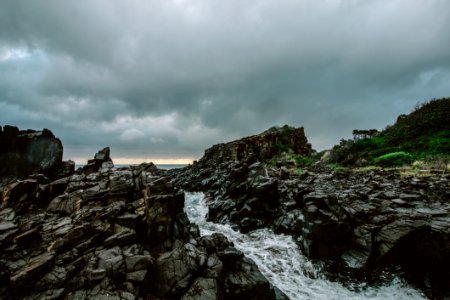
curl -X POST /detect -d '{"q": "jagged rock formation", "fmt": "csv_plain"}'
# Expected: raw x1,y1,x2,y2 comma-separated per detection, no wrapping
0,125,74,182
79,147,113,175
171,126,312,232
0,146,282,299
170,128,450,299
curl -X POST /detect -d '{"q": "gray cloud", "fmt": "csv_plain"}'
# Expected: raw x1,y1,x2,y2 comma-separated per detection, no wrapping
1,0,450,162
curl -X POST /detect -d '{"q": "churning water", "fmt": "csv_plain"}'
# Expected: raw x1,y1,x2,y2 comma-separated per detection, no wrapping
184,192,427,300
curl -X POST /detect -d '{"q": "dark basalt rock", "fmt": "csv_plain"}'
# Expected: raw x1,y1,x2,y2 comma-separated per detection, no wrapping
1,179,40,213
222,256,276,300
169,126,450,298
10,251,56,291
0,140,280,300
79,147,113,175
144,176,185,248
0,125,74,181
170,127,312,234
2,124,448,298
200,125,311,165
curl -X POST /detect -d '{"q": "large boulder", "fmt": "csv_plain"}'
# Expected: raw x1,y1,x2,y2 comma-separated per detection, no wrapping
145,233,281,300
222,256,276,300
147,243,206,297
0,125,74,180
374,219,450,294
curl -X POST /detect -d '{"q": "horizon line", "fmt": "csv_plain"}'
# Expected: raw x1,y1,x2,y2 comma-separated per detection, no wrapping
66,157,195,166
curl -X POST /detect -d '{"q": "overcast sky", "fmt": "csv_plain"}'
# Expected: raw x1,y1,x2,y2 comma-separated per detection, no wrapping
1,0,450,163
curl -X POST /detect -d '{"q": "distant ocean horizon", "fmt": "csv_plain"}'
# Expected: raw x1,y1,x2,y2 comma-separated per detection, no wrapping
75,164,189,170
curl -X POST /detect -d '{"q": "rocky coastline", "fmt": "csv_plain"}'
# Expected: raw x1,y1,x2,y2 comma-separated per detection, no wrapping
1,125,449,299
170,126,450,299
0,126,284,300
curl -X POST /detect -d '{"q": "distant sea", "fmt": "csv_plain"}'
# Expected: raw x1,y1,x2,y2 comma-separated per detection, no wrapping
75,164,188,170
154,164,189,170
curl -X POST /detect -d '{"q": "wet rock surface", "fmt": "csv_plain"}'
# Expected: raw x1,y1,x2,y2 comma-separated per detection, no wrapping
170,138,450,299
0,147,279,300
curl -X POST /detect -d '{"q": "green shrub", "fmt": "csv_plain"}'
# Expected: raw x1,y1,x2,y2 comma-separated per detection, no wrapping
292,154,314,167
374,152,413,167
428,130,450,154
353,136,384,150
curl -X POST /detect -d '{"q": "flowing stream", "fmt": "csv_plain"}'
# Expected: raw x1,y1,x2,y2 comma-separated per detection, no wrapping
184,192,427,300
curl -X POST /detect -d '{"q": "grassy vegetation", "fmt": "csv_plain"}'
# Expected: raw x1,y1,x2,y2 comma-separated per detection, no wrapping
327,97,450,171
290,154,314,167
269,152,317,176
373,151,413,167
328,163,351,173
289,154,316,176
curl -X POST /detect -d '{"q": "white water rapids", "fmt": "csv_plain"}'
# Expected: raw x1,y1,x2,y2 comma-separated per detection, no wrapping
184,192,427,300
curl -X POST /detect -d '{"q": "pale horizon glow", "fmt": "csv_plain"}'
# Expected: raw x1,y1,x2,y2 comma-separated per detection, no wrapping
70,156,194,166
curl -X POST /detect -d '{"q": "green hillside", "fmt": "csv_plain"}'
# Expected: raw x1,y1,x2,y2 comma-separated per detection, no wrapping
328,97,450,168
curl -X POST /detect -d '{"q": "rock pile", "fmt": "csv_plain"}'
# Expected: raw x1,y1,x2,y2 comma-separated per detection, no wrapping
0,143,282,299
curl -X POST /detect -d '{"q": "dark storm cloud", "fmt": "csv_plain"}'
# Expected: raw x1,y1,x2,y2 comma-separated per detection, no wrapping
1,0,450,162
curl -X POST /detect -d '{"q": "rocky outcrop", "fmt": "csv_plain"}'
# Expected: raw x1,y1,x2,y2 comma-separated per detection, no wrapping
173,125,311,182
0,146,280,300
0,125,74,181
199,125,311,165
170,136,450,298
79,147,113,175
